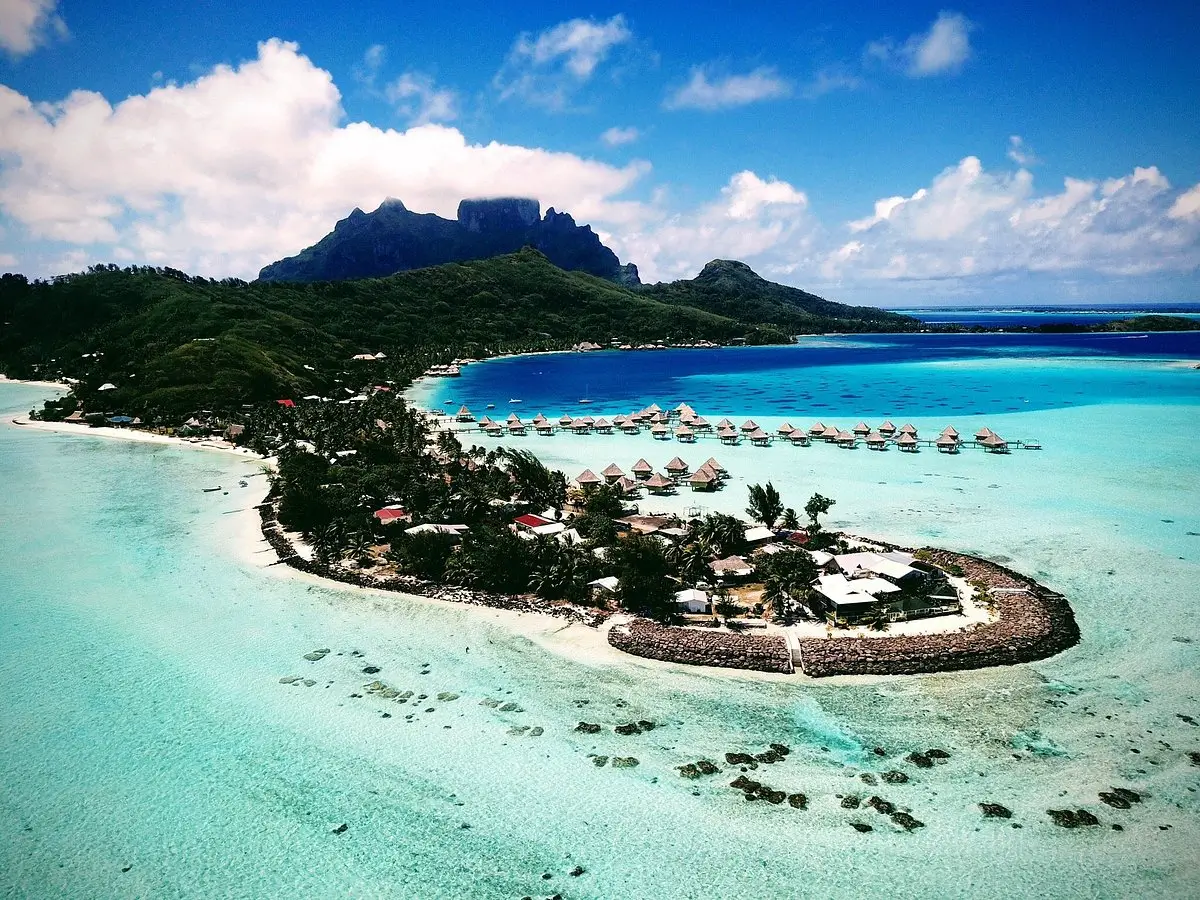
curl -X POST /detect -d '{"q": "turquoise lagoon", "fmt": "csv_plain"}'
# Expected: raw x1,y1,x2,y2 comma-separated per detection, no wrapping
4,330,1200,898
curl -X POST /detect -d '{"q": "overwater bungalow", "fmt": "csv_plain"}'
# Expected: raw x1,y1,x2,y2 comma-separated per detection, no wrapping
974,426,994,442
777,421,795,435
536,421,555,435
749,428,772,447
558,414,574,427
896,433,918,452
575,469,602,489
740,419,760,433
631,458,654,479
651,423,670,440
455,405,474,422
788,427,810,446
612,414,628,427
646,403,663,415
485,423,503,436
689,468,716,492
853,421,871,437
821,424,841,442
665,456,690,477
508,422,527,435
531,413,548,425
691,416,712,431
675,424,696,443
940,425,960,441
579,416,596,427
573,419,592,434
617,476,641,496
717,418,735,430
704,457,727,477
835,430,857,448
809,421,827,436
718,426,740,445
601,463,625,484
865,430,887,450
645,472,675,495
981,433,1009,453
506,413,522,424
936,434,959,453
622,421,641,435
899,423,918,437
594,418,613,434
878,420,897,436
478,415,494,428
651,412,668,425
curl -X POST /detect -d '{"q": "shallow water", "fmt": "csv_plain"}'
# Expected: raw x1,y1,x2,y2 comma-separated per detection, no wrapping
4,340,1200,899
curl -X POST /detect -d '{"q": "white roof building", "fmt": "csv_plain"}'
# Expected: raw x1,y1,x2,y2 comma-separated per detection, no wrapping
833,551,922,583
674,588,709,613
589,576,620,593
744,525,776,544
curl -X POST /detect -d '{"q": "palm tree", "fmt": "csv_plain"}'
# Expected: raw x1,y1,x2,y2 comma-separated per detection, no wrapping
695,513,747,558
781,507,800,531
746,482,784,529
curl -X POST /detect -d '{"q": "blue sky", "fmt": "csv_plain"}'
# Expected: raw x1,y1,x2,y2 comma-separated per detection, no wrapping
1,0,1198,305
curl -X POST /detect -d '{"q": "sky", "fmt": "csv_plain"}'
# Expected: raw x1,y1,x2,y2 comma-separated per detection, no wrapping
0,1,1198,306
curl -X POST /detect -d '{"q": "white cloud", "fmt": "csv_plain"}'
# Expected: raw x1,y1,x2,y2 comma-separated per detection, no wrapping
0,0,65,56
386,72,458,125
605,171,812,283
824,157,1200,281
0,39,648,278
867,11,974,77
494,15,631,109
664,66,791,111
354,43,387,89
1006,135,1040,167
600,125,639,147
1168,183,1200,220
800,68,863,99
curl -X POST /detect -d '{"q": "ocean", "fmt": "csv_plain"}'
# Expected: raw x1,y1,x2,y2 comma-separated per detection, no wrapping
889,304,1200,328
4,328,1200,898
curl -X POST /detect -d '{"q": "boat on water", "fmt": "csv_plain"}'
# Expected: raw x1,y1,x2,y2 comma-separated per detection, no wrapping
578,398,592,404
509,399,522,404
486,403,495,409
202,486,222,492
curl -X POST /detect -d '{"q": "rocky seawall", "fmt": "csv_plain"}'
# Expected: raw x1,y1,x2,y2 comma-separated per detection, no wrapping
607,619,793,673
795,549,1080,677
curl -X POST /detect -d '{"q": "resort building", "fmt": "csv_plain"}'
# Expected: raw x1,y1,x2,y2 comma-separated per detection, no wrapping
575,469,602,490
373,505,410,525
865,430,886,450
749,428,771,447
878,420,897,436
674,588,709,614
675,425,696,443
455,406,474,422
644,473,675,495
897,433,918,452
689,468,716,492
665,457,690,477
512,513,567,538
631,458,653,480
601,463,625,484
853,422,871,437
740,419,760,433
788,428,810,446
710,555,754,581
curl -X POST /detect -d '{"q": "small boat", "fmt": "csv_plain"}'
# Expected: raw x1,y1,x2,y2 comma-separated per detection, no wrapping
443,399,454,405
486,403,495,409
578,399,592,404
509,398,522,404
202,486,222,492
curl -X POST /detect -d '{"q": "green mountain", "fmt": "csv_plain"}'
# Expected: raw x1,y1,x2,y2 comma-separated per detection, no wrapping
0,249,916,418
642,259,910,333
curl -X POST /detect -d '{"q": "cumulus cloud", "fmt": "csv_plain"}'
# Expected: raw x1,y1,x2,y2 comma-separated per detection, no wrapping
1168,183,1200,220
824,157,1200,280
1006,135,1040,167
867,11,974,77
664,66,791,111
604,171,812,283
386,72,458,124
494,15,632,109
0,39,648,278
600,126,639,147
0,0,66,56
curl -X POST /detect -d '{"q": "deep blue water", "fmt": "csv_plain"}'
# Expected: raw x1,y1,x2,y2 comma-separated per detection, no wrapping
416,332,1200,420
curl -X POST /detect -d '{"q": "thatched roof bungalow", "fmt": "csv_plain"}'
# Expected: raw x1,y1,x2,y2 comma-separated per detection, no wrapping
558,414,574,427
455,405,474,422
601,463,625,483
740,419,759,433
622,421,641,434
853,421,871,436
974,426,994,442
717,418,735,429
675,425,696,443
777,421,795,435
899,423,918,436
788,428,810,446
897,433,918,452
835,430,857,447
718,426,739,445
865,430,887,449
536,421,555,435
809,421,827,436
749,428,771,446
689,468,716,492
704,457,726,475
821,424,840,442
594,418,613,433
981,433,1009,453
651,423,670,440
878,420,896,435
665,456,690,476
575,469,602,488
936,434,959,453
631,458,653,479
645,472,675,494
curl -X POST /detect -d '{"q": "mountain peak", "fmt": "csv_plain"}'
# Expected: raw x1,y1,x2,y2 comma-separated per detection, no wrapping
258,197,640,285
696,259,762,281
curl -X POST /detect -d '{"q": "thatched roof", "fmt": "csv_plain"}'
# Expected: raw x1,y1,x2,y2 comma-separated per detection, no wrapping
651,423,668,433
777,422,794,434
899,423,918,434
749,428,769,440
506,413,521,423
897,433,917,445
878,420,896,433
835,430,855,441
665,456,689,471
975,427,993,440
457,405,472,416
576,469,602,484
705,457,724,471
580,416,596,425
689,468,715,484
717,426,736,437
478,416,493,426
675,425,694,436
558,414,573,425
866,430,885,442
646,403,662,413
936,434,957,445
691,416,710,427
594,418,612,428
645,473,673,488
853,421,870,434
740,419,759,431
601,463,624,477
821,425,840,438
632,458,653,472
717,418,734,428
981,433,1007,446
612,414,628,425
940,425,959,438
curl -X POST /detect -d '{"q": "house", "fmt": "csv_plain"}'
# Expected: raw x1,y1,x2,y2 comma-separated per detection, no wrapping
788,428,810,446
744,525,775,547
810,573,885,625
601,463,625,484
665,456,689,477
749,428,771,447
740,419,759,433
575,469,602,490
833,551,927,588
631,458,653,480
594,418,614,434
644,472,675,495
373,505,411,525
710,555,753,580
403,523,468,540
276,399,296,408
589,576,620,601
689,468,716,492
674,588,709,614
853,421,871,436
513,513,566,537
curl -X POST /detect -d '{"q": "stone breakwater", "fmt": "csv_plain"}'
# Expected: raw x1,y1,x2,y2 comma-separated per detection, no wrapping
607,619,794,673
256,498,592,623
795,549,1080,677
606,549,1078,677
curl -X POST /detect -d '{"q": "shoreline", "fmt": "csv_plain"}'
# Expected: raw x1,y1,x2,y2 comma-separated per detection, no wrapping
0,375,68,390
5,414,264,460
